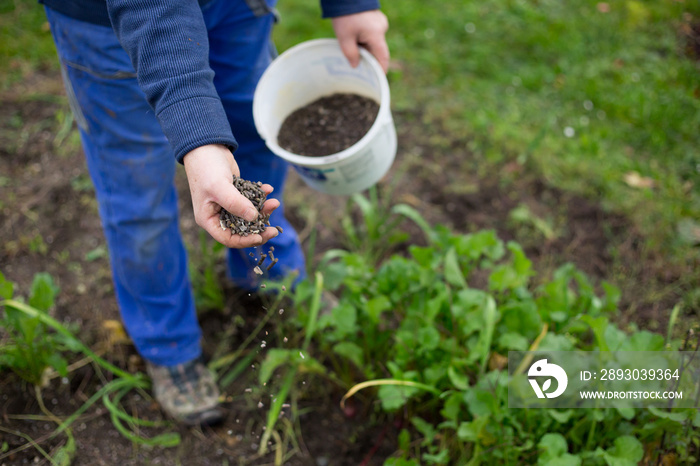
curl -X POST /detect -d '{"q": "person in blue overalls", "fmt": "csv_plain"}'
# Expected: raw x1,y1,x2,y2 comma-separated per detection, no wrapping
40,0,390,425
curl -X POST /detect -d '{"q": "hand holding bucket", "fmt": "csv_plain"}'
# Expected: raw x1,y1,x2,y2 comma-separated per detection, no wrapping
253,39,397,196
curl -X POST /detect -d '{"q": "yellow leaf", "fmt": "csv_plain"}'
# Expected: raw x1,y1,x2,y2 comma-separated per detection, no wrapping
102,319,131,345
623,171,655,189
488,353,508,371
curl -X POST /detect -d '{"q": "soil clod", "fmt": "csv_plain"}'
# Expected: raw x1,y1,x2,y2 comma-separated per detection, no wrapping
277,93,379,157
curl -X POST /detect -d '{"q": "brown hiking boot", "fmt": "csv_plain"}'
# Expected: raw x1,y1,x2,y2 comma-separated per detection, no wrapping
146,357,223,426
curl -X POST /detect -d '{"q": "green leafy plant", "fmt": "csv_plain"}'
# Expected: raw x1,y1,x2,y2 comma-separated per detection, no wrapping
340,186,427,265
0,272,75,386
288,213,697,464
0,269,181,460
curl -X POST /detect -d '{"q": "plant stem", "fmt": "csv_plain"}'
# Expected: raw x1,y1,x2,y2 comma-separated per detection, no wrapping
0,426,57,465
34,385,63,426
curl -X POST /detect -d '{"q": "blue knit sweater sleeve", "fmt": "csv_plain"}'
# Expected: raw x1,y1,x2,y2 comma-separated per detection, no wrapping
320,0,380,18
106,0,238,163
106,0,381,163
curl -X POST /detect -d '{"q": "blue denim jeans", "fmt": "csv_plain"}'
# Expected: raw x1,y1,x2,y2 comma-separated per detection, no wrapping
45,0,305,367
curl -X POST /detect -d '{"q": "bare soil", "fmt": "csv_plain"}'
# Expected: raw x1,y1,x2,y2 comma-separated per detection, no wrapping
0,72,693,465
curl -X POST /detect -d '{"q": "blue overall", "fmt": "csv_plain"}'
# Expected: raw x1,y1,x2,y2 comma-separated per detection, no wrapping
45,0,305,367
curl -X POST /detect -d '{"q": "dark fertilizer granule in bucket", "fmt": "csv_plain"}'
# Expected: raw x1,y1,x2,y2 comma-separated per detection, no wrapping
277,93,379,157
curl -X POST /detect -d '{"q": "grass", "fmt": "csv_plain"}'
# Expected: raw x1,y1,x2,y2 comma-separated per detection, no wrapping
0,1,57,90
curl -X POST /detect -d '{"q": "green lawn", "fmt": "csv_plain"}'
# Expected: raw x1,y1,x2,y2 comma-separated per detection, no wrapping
0,1,57,88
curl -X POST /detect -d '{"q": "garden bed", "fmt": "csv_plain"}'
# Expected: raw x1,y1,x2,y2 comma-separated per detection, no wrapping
1,74,694,464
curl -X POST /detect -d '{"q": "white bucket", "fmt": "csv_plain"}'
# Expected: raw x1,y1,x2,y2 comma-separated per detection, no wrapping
253,39,397,195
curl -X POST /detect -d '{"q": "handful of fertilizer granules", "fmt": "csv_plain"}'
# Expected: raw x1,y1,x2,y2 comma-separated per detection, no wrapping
219,175,281,237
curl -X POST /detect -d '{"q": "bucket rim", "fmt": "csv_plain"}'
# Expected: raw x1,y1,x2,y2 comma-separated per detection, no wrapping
253,38,392,168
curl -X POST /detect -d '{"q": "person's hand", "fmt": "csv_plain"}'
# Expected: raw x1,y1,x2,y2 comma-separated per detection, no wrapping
332,10,390,73
183,144,280,248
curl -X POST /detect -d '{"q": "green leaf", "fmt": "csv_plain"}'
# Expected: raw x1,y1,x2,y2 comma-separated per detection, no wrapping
538,432,567,457
473,296,497,373
464,389,498,417
366,295,392,323
601,435,643,466
333,341,364,368
0,272,14,300
603,324,627,351
615,406,635,420
601,281,621,312
538,334,575,351
411,416,436,444
422,449,449,464
378,384,420,411
447,365,469,390
409,245,437,268
295,354,326,376
444,247,467,288
453,288,489,321
547,409,574,423
85,245,108,262
28,273,59,312
417,326,440,351
538,433,569,462
392,204,436,244
498,332,530,351
509,241,532,277
457,416,488,442
386,458,420,466
488,242,532,291
500,300,542,340
440,391,462,422
540,455,581,466
620,331,665,351
258,349,291,385
328,302,358,337
579,315,610,351
455,230,504,261
424,294,445,323
488,265,516,292
322,261,348,291
46,353,68,377
648,406,688,423
5,306,41,346
398,428,411,454
51,432,76,466
423,364,447,386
